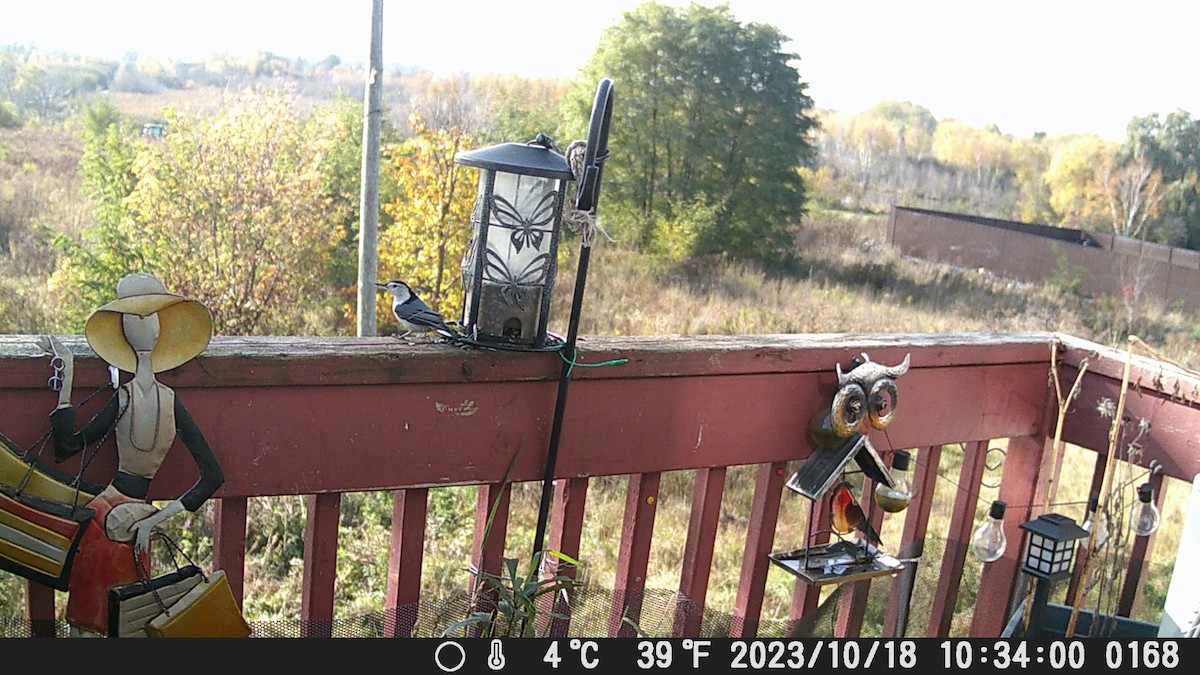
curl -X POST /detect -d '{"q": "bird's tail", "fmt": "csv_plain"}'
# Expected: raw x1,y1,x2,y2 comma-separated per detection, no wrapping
860,519,883,546
435,321,468,340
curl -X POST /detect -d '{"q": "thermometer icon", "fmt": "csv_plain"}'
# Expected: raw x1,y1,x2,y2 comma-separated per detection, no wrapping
488,639,506,670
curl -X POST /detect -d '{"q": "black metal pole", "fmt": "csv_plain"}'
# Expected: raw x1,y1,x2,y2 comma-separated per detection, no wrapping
531,79,613,563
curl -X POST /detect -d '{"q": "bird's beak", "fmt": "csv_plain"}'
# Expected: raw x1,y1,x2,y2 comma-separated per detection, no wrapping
375,283,386,289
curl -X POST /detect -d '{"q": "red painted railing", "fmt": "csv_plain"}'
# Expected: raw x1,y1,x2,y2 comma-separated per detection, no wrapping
2,332,1196,637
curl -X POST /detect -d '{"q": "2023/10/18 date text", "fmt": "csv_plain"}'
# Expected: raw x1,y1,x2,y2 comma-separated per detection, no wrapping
634,640,919,670
942,640,1181,670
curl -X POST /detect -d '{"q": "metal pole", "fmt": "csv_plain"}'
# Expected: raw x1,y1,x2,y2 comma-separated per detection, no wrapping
356,0,383,337
530,79,614,562
1028,577,1052,637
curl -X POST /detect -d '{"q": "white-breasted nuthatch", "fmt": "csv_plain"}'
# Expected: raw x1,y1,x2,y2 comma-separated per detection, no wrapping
376,279,458,339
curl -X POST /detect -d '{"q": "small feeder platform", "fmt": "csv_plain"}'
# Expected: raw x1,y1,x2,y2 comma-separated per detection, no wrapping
769,540,905,586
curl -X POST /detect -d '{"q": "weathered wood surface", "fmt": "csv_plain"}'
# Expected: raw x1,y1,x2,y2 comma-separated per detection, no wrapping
0,333,1055,500
1057,333,1200,481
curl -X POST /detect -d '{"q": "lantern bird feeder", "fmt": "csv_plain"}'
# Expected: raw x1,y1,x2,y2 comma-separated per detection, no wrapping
454,133,575,350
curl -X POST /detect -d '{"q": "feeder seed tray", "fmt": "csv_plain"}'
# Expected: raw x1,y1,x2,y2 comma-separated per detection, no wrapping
768,540,906,586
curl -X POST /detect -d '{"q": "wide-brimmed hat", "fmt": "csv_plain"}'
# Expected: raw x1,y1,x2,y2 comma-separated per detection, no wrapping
84,273,213,373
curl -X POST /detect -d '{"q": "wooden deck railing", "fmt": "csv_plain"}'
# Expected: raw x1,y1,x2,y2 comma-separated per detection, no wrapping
2,331,1197,637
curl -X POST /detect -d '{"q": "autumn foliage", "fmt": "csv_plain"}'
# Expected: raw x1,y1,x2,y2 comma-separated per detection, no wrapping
377,113,475,327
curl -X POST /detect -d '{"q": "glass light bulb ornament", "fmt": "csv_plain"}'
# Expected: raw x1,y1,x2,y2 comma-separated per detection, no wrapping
1081,493,1110,550
1132,483,1161,536
972,499,1007,562
875,450,913,513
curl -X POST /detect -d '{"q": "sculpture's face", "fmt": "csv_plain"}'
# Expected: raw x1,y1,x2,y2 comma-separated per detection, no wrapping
830,353,910,438
122,313,161,353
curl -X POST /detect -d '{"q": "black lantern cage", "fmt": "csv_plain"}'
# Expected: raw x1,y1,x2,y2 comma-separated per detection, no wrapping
1019,513,1088,581
454,134,575,350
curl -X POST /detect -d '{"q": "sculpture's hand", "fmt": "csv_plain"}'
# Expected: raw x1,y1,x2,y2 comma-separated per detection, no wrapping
37,335,75,408
130,500,185,556
130,517,155,557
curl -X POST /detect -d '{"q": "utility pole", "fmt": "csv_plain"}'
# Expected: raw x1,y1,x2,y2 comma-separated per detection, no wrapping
356,0,383,337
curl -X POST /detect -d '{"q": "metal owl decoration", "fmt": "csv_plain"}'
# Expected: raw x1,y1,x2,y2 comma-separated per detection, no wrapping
788,351,912,500
830,353,911,438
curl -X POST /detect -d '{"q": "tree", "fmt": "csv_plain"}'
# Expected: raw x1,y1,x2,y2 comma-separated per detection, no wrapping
1043,134,1117,230
1121,111,1200,249
932,119,1012,190
378,113,476,326
47,101,149,328
570,2,817,262
860,100,937,162
1103,158,1166,241
120,88,348,335
1010,136,1054,224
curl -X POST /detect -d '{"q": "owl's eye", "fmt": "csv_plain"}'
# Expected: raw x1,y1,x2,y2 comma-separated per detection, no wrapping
868,378,899,430
831,383,867,438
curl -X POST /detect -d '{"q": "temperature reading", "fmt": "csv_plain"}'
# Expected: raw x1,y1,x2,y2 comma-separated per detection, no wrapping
544,639,600,669
636,640,712,669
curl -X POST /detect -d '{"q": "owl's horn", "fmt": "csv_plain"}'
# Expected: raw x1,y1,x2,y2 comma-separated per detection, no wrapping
883,354,911,379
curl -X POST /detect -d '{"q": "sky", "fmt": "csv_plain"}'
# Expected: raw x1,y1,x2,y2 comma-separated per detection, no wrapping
4,0,1199,141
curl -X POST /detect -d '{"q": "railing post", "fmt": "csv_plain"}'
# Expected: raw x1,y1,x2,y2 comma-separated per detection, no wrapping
674,467,726,637
970,435,1048,637
546,477,589,637
468,482,511,636
883,445,943,637
1118,471,1167,617
385,487,428,638
731,462,787,639
610,472,661,637
301,492,341,638
24,581,55,637
213,497,248,608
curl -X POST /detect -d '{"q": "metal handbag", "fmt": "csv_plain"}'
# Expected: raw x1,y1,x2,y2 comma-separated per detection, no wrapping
0,425,106,590
0,484,93,590
136,533,252,638
107,563,205,637
0,431,101,509
144,568,252,638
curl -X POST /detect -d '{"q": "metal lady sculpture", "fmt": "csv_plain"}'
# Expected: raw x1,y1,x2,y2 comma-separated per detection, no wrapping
40,272,224,637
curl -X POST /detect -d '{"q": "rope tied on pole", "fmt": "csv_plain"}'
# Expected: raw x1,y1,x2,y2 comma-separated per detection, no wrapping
562,140,615,247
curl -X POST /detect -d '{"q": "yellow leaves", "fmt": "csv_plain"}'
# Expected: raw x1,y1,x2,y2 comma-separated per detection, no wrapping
1044,134,1118,230
378,114,477,326
932,119,1011,176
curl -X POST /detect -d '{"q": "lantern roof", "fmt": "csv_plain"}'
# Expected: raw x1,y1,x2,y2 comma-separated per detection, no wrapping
454,134,574,180
1019,512,1088,543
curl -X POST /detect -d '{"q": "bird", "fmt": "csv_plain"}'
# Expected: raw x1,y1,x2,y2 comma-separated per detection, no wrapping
829,481,882,545
376,279,458,339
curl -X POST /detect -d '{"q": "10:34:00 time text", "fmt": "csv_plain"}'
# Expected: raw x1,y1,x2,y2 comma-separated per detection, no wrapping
942,640,1179,670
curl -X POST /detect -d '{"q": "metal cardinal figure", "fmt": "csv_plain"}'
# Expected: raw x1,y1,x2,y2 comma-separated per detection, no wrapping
830,481,883,545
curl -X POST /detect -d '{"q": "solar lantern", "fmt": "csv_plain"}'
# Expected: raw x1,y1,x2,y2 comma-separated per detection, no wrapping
1019,512,1088,581
1018,512,1088,636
